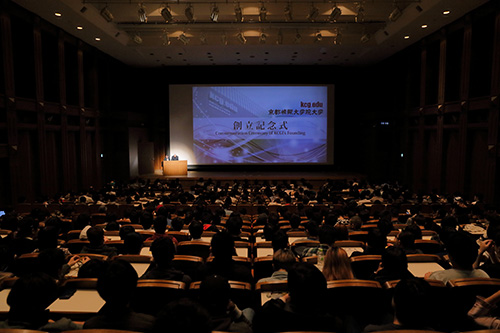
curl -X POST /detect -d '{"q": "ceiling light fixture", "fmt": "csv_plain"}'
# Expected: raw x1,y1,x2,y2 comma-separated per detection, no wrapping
162,30,171,45
355,4,365,23
178,33,190,45
185,4,194,22
235,3,243,22
259,32,267,44
259,3,267,22
360,33,370,43
237,32,247,44
210,4,219,22
95,37,101,41
389,2,402,22
294,30,302,44
54,12,62,17
315,31,323,42
329,5,341,23
307,4,319,22
333,28,342,45
442,10,450,15
100,6,113,22
404,35,410,39
284,3,292,21
76,26,83,30
133,34,143,44
138,3,147,23
161,6,173,23
276,30,283,45
421,24,428,29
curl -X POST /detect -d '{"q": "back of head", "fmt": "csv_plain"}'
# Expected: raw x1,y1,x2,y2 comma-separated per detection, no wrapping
446,231,478,270
151,237,176,266
289,214,301,229
119,225,135,240
87,226,105,246
154,215,168,234
226,215,243,236
382,245,408,273
38,248,66,279
154,298,211,333
398,231,416,249
210,231,235,260
97,259,138,305
272,229,289,251
171,217,184,231
273,248,297,271
318,224,337,246
123,232,144,254
393,277,432,328
78,259,108,278
288,262,327,312
189,221,203,239
199,274,230,315
8,272,58,313
323,246,354,280
367,228,387,252
404,223,422,240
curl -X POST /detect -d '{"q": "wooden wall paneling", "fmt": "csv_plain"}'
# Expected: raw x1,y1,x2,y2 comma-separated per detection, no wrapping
58,30,72,193
77,41,90,190
467,130,488,197
412,44,427,193
443,130,460,194
486,8,500,203
433,33,446,192
1,5,19,205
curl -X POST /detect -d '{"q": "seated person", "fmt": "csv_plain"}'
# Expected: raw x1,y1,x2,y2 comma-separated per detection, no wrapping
271,229,289,252
188,220,204,241
154,298,211,333
123,232,144,255
171,154,179,160
258,248,297,283
364,278,435,332
226,214,248,242
0,272,82,331
140,237,192,284
425,231,489,284
352,228,387,257
322,246,355,281
371,245,414,284
253,262,342,333
396,230,423,255
203,231,253,283
81,226,118,258
84,259,156,332
301,224,337,258
199,274,253,333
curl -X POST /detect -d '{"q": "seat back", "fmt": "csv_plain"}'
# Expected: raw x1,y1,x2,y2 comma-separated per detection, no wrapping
177,241,211,261
350,255,382,280
255,280,288,305
131,279,187,316
171,255,204,281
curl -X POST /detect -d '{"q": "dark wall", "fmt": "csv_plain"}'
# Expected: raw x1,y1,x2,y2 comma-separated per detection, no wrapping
1,0,500,208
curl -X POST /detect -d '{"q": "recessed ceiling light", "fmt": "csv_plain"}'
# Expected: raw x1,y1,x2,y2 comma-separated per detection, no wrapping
442,10,450,15
54,12,62,17
404,35,410,39
95,37,101,41
421,24,428,29
76,26,83,30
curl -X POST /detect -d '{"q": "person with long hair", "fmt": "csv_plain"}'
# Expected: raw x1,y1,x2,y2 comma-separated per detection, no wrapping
322,246,354,281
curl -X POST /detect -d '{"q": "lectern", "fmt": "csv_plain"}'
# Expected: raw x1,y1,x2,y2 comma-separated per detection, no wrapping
163,160,188,176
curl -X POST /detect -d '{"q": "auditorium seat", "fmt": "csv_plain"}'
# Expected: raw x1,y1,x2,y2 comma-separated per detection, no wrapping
190,280,254,310
176,241,211,261
255,280,288,305
334,240,365,257
414,239,443,254
78,253,109,261
171,255,204,281
254,241,274,257
253,256,275,281
291,240,320,257
167,231,191,242
348,231,369,243
131,279,186,316
11,253,40,277
326,279,390,330
350,255,382,280
65,239,89,254
234,241,252,258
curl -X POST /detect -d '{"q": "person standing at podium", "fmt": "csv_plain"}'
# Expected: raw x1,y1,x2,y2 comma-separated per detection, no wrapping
171,154,179,161
161,154,169,168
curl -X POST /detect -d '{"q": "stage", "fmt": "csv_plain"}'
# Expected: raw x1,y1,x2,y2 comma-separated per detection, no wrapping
145,169,366,188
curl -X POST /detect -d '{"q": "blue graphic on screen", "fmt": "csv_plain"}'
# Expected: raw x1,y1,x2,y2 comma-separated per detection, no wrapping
193,86,328,164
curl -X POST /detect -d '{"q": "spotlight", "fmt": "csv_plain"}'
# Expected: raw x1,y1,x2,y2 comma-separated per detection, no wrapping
333,29,342,45
276,30,283,45
237,32,247,44
210,4,219,22
307,4,319,22
360,33,370,43
389,4,402,22
161,6,173,23
100,6,113,22
294,31,302,44
178,33,190,45
259,3,267,22
315,31,322,42
138,4,147,23
133,34,143,44
328,6,341,23
235,3,243,22
259,32,267,44
185,4,194,22
355,5,365,23
284,3,292,21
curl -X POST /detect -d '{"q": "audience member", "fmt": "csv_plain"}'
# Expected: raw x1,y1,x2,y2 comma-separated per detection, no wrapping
81,226,118,258
371,246,414,284
140,237,191,284
84,259,155,332
322,246,354,281
154,298,211,333
258,248,297,283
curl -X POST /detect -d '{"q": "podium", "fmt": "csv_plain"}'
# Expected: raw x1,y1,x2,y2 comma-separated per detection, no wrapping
163,160,188,176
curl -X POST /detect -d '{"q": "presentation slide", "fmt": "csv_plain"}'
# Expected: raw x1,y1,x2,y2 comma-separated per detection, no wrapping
169,84,334,166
